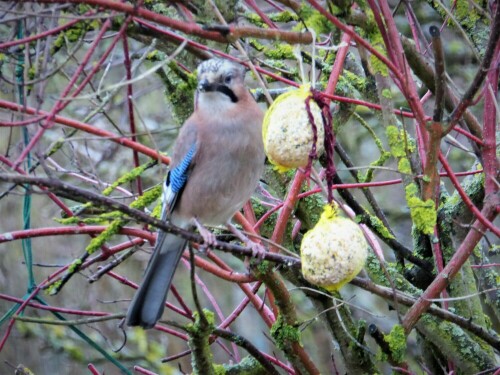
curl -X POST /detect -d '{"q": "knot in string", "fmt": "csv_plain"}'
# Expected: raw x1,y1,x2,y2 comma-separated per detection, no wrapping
304,88,336,203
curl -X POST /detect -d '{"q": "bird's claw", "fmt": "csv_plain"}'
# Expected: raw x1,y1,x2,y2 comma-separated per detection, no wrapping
197,226,216,254
201,230,217,247
194,218,217,250
249,241,267,262
243,242,266,270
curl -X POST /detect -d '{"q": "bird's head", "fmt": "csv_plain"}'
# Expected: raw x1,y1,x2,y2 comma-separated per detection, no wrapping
196,58,247,111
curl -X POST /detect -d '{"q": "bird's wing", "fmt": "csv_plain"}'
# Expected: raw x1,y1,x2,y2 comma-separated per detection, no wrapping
161,117,200,219
162,144,196,219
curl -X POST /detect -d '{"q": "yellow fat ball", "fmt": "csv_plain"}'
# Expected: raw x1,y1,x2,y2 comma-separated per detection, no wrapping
300,204,368,291
263,85,324,172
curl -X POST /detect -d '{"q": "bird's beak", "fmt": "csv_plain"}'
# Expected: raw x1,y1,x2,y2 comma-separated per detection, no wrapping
197,78,239,103
197,79,211,92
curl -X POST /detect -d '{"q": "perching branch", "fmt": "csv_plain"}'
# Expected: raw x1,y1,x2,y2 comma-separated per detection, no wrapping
0,173,300,266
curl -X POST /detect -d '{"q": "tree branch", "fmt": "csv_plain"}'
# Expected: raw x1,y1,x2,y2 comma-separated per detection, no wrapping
402,192,500,333
0,174,300,266
13,0,312,44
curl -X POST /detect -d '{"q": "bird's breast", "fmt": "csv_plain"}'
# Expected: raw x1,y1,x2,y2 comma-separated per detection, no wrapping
175,115,264,225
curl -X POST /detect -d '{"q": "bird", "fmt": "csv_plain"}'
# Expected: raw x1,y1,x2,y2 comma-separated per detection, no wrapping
125,58,265,329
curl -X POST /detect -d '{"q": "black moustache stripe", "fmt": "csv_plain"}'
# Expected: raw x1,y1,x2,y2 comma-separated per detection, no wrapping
214,84,238,103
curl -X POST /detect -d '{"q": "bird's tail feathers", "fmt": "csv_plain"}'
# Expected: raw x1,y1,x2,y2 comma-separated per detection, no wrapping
125,232,187,329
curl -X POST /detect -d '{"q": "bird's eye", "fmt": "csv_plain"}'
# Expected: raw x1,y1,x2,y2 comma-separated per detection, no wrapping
224,75,232,85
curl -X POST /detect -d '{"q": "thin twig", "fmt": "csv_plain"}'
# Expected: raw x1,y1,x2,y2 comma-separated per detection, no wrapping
213,328,281,375
449,4,500,127
351,277,500,350
13,313,124,325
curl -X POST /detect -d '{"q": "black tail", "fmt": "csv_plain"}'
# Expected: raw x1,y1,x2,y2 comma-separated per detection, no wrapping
125,232,187,329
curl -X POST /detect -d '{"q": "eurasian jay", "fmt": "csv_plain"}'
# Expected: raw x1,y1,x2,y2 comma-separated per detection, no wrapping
125,58,265,329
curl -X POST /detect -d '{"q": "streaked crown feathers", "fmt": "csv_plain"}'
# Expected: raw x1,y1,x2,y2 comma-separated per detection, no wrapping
197,58,245,80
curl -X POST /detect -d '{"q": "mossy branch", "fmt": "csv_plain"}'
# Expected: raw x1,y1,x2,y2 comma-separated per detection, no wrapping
255,265,320,374
366,255,497,371
186,310,216,375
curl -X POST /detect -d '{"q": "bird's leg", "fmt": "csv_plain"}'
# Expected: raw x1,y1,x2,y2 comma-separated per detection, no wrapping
226,222,267,261
193,218,216,251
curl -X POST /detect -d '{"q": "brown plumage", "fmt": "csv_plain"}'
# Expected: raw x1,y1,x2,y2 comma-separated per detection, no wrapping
125,59,264,328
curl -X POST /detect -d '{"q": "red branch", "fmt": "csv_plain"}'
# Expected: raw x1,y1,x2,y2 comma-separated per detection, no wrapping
0,9,96,50
0,293,109,316
438,153,500,237
270,169,306,252
133,19,431,123
0,99,170,165
12,16,116,169
483,43,500,195
0,115,46,126
134,366,159,375
0,19,79,50
87,364,101,375
17,0,311,44
0,154,73,215
0,226,152,243
0,263,69,351
245,0,277,29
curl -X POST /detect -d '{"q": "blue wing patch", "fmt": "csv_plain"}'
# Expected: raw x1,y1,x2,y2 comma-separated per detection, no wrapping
168,145,196,193
162,145,196,217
